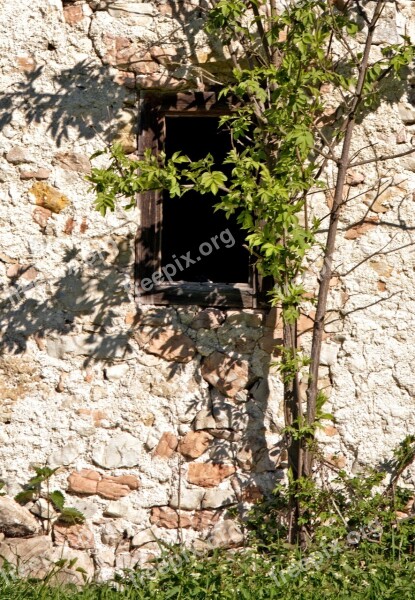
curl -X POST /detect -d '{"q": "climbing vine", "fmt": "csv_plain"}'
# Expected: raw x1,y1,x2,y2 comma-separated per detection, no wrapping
89,0,414,544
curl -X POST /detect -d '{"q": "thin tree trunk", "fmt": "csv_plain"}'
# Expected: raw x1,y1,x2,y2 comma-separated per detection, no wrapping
283,320,303,543
303,1,386,476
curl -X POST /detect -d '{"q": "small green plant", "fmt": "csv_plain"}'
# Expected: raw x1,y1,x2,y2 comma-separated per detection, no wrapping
245,442,415,557
387,435,415,494
14,466,84,532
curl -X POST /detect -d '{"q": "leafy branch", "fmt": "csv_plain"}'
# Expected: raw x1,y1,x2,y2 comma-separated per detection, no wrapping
89,0,414,545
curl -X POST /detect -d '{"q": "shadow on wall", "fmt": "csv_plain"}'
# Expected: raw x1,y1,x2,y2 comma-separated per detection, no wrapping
0,218,287,512
0,61,128,146
0,0,234,146
1,0,413,535
129,298,287,515
155,0,228,70
0,0,410,146
0,13,283,516
95,0,229,81
0,240,133,362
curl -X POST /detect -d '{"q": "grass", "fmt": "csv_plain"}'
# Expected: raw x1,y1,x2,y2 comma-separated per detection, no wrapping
1,541,415,600
3,440,415,599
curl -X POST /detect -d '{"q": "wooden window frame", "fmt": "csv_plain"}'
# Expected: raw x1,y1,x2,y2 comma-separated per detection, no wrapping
135,90,270,308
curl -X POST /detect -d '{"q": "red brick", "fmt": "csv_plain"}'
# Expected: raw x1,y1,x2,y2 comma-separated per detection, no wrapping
154,432,178,458
187,463,236,488
53,523,94,549
63,5,84,25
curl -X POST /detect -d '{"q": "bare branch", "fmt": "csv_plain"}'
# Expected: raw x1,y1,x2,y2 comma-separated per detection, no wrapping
348,141,380,164
312,145,338,163
305,0,388,476
350,146,415,168
339,291,402,318
249,1,272,64
339,238,415,278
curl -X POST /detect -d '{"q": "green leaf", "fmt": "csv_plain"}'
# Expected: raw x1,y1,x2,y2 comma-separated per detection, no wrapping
33,466,58,480
49,490,65,511
346,21,359,35
318,412,335,422
57,507,85,525
14,490,35,505
89,148,107,160
171,151,190,164
165,586,182,598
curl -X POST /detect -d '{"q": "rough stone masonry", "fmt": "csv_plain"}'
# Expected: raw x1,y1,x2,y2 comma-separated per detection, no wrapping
0,0,415,583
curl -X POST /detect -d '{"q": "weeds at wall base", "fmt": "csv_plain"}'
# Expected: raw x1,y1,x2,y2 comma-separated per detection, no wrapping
1,460,414,599
0,543,415,599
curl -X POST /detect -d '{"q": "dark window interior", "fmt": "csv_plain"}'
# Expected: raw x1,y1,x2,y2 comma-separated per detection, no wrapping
161,116,250,284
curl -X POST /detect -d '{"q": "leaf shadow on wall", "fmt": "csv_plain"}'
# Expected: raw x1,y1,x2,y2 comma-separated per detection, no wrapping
0,224,290,529
0,61,128,146
0,240,134,362
129,282,289,528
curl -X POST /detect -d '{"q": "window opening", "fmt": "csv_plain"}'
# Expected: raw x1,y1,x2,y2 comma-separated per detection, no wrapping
161,116,250,284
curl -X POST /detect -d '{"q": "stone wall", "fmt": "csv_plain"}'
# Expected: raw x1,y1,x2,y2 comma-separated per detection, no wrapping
0,0,415,582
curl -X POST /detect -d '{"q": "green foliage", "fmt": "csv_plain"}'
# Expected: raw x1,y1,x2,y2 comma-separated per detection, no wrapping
89,0,412,330
277,347,310,384
56,506,85,526
87,0,415,542
1,445,415,599
14,465,85,531
246,451,415,556
15,467,59,506
87,147,218,215
1,522,415,599
49,490,65,511
392,435,415,473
